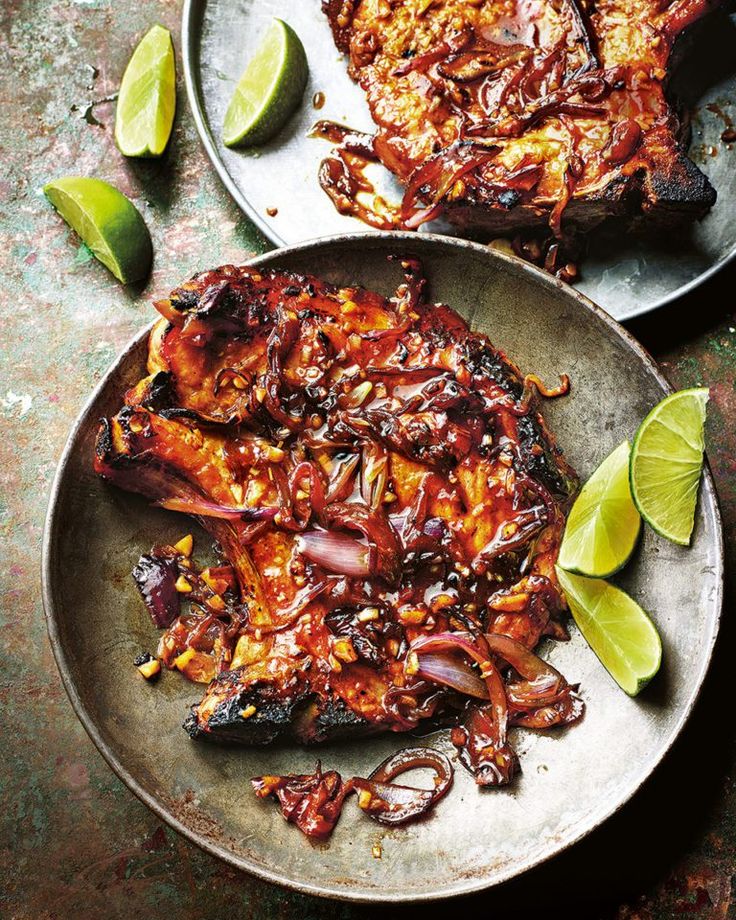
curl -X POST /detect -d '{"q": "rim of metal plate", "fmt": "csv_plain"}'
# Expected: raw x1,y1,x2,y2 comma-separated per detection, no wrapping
42,231,724,902
181,0,277,247
181,0,736,321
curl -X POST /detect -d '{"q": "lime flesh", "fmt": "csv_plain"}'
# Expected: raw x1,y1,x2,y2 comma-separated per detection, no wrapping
556,567,662,696
630,388,709,546
558,440,641,578
115,24,176,158
223,18,308,148
44,177,152,284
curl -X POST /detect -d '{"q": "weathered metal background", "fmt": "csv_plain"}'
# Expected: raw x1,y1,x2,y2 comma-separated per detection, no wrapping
1,1,735,918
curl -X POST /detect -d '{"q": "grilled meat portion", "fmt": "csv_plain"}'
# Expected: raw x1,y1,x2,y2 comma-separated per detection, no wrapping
95,260,582,782
322,0,718,236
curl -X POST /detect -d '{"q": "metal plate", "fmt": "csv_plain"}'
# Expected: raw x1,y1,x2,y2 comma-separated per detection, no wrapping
42,233,723,902
182,0,736,322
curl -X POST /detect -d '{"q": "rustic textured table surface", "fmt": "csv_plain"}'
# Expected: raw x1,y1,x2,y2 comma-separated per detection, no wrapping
2,2,735,918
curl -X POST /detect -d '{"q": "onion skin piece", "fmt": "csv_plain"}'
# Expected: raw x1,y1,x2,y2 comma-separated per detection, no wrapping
132,549,181,628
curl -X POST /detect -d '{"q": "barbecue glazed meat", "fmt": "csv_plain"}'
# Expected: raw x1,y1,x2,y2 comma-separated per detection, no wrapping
94,260,583,785
321,0,718,237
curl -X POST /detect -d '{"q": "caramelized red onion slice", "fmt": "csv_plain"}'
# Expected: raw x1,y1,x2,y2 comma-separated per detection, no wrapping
157,496,278,522
132,550,181,629
355,747,454,825
485,633,564,690
410,632,566,699
296,529,372,577
511,692,585,729
454,704,519,786
408,632,515,785
523,372,571,400
409,632,501,698
352,778,434,824
252,763,350,840
392,29,471,76
409,632,585,734
486,634,584,728
401,142,499,226
411,651,488,699
368,746,454,789
262,309,304,430
323,502,402,583
253,747,454,838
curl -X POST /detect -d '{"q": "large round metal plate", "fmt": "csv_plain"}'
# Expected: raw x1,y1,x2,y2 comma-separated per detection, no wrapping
43,233,723,901
182,0,736,321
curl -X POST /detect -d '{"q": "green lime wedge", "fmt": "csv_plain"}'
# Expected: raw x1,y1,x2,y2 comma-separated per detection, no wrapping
44,177,152,284
556,567,662,696
115,25,176,158
630,388,709,546
222,18,308,149
558,440,641,578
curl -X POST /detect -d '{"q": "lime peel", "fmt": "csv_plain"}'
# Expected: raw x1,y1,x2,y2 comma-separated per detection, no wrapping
558,440,641,578
44,177,152,284
556,566,662,696
223,18,308,149
629,388,709,546
115,24,176,158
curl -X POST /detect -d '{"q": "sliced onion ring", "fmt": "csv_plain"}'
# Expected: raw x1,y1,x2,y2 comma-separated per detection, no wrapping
354,746,454,826
411,651,488,699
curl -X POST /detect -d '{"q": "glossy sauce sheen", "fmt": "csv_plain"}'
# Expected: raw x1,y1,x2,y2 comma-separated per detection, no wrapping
321,0,717,237
94,260,579,771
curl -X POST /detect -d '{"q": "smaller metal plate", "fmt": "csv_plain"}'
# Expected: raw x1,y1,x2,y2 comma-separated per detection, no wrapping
182,0,736,321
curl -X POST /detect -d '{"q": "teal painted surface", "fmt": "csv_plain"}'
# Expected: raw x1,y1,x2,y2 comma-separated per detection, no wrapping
1,1,735,917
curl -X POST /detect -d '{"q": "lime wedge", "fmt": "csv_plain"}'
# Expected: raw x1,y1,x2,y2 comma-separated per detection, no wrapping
558,440,641,578
630,388,709,546
115,25,176,158
223,18,308,149
44,177,152,284
556,567,662,696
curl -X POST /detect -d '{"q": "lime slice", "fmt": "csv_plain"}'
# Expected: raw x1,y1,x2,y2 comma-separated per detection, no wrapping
556,567,662,696
44,177,152,284
558,440,641,578
630,388,709,546
223,18,308,149
115,25,176,158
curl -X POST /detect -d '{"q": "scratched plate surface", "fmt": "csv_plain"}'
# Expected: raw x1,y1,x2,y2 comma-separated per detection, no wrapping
181,0,736,321
43,234,723,901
